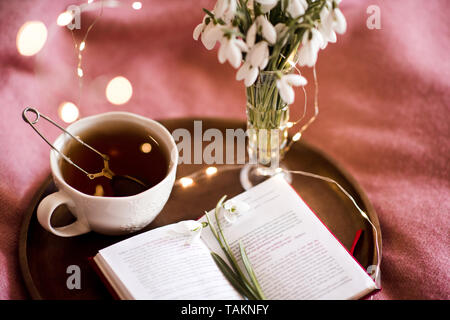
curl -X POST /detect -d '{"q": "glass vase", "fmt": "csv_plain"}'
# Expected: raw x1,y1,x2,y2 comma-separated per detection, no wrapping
240,71,292,190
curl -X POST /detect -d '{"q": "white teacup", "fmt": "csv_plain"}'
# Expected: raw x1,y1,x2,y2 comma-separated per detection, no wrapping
37,112,178,237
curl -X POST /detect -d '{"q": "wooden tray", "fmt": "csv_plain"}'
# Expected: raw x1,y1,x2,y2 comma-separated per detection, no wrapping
19,118,382,299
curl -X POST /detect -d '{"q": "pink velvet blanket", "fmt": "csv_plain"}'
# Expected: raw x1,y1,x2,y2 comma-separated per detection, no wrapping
0,0,449,299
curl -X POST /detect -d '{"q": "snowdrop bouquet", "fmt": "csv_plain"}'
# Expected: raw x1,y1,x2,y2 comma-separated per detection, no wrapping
194,0,347,106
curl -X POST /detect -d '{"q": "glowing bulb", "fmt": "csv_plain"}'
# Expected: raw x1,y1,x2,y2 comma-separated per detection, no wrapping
132,2,142,10
16,21,48,56
106,76,133,105
205,166,218,176
292,132,302,142
58,102,79,123
140,143,152,153
179,177,194,188
79,41,86,51
286,122,294,128
57,11,74,27
77,67,83,77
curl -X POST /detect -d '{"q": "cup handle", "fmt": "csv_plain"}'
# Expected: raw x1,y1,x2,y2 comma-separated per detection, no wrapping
37,191,90,237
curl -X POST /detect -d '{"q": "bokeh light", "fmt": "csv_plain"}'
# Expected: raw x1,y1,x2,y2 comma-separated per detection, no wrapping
132,2,142,10
292,132,302,142
58,102,80,123
16,21,48,56
205,166,218,176
56,11,74,27
140,143,152,153
105,76,133,105
179,177,194,188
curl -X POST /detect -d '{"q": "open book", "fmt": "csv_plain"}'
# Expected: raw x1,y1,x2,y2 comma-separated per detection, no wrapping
92,175,378,300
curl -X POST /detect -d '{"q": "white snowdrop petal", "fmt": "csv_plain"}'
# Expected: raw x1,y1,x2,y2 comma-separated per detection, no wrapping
298,41,318,67
320,5,330,22
311,28,324,48
234,39,248,52
258,16,277,45
228,42,243,68
223,209,237,224
279,81,295,104
255,0,278,6
244,66,259,86
218,41,228,63
246,22,257,48
276,78,283,91
274,23,288,37
328,30,337,43
260,3,278,13
287,0,306,18
225,0,237,21
260,56,269,70
236,201,250,212
236,62,250,81
297,43,309,66
284,74,307,86
333,8,347,34
249,41,268,68
214,0,228,18
202,24,222,50
193,23,203,40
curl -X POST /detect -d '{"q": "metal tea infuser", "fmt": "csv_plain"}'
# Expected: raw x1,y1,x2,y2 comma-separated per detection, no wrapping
22,107,148,196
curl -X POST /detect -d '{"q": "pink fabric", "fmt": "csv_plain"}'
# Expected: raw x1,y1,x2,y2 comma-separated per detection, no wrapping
0,0,449,299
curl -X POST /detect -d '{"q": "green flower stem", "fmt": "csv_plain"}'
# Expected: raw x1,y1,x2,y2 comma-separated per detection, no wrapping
212,197,258,294
205,196,265,300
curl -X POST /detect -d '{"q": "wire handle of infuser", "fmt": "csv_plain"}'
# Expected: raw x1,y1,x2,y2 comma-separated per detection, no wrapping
22,107,111,179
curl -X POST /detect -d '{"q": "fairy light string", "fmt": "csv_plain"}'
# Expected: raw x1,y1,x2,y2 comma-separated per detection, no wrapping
69,0,105,108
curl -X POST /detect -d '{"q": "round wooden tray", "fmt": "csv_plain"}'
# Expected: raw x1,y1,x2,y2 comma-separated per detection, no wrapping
19,118,382,299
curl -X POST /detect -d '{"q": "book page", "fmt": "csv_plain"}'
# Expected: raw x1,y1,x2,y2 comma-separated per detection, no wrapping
97,224,241,300
200,175,377,300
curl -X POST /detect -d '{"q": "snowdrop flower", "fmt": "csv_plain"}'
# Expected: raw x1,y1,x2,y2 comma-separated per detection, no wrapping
222,200,250,224
236,61,259,87
247,16,277,46
193,15,208,41
171,220,207,244
193,15,223,50
276,74,307,104
255,0,279,13
248,41,269,69
318,3,346,48
298,28,324,67
236,41,269,86
214,0,237,23
318,10,336,48
236,16,275,86
218,35,248,68
201,23,224,50
287,0,308,18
